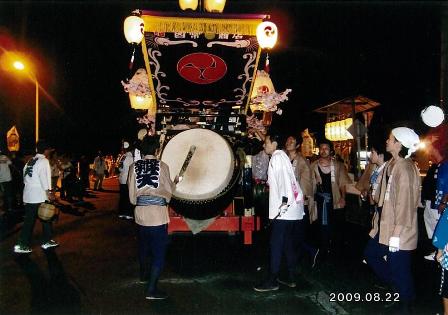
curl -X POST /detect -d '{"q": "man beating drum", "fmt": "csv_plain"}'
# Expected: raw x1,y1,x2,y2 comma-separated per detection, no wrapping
128,136,182,300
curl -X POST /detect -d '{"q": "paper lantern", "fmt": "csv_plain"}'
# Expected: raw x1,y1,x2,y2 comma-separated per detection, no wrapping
256,21,278,49
330,121,336,141
129,94,154,111
343,118,354,140
326,121,336,141
6,125,20,152
301,129,315,157
325,119,354,141
332,122,338,141
249,70,275,112
179,0,199,10
335,121,343,141
328,122,335,141
204,0,226,13
250,70,276,98
327,125,332,141
421,105,445,127
123,15,144,44
325,123,331,141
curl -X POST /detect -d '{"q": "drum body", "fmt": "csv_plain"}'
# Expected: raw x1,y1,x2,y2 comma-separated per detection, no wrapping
161,129,241,219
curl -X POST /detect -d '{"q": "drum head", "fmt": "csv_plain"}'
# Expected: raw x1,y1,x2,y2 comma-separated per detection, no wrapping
161,129,234,201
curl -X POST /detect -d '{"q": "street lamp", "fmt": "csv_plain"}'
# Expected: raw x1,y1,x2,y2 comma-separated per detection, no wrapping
12,60,39,144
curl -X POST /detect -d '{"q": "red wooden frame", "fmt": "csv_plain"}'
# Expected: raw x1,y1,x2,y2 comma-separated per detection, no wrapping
168,203,260,245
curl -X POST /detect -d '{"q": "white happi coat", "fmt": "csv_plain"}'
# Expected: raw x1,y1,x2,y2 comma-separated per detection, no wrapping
118,151,134,185
23,153,52,204
267,150,304,220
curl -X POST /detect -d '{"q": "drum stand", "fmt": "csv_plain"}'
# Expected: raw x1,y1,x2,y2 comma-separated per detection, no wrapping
167,202,260,245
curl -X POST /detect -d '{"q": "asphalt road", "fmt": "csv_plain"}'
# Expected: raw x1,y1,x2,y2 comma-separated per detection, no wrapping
0,178,444,315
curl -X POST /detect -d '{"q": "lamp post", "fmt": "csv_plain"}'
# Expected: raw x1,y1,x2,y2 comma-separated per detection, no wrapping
12,60,39,144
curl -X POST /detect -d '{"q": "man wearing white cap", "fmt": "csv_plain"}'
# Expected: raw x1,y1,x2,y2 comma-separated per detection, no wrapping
118,141,134,219
364,127,421,312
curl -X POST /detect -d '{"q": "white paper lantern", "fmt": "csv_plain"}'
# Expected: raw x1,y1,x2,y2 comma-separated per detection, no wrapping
421,105,445,127
256,21,278,49
124,15,144,44
179,0,199,10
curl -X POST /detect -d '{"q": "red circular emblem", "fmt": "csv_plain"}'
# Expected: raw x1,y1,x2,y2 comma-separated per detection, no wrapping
258,85,270,94
177,53,227,84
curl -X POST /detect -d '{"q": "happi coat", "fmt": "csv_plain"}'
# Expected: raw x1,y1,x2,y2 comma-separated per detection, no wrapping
310,158,352,221
128,155,175,227
369,158,421,250
267,150,304,221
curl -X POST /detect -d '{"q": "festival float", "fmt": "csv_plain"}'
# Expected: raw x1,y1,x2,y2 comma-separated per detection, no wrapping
122,0,291,244
313,95,380,177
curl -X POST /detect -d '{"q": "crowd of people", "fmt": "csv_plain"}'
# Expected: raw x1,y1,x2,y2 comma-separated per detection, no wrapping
249,124,448,315
1,123,448,314
116,123,448,311
0,149,123,214
0,143,125,252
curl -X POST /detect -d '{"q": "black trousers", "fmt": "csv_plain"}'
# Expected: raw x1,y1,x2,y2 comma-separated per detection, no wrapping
364,235,415,302
138,224,168,277
270,220,299,277
0,181,13,211
118,184,132,217
60,178,72,199
294,209,317,260
18,203,53,246
316,198,346,255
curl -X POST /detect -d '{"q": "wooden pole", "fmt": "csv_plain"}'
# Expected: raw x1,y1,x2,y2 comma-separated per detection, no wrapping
351,98,360,180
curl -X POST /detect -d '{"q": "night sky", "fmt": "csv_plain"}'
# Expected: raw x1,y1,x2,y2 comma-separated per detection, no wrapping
0,1,445,158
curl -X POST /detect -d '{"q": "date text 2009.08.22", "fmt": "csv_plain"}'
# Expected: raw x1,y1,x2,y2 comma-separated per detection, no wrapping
329,292,400,303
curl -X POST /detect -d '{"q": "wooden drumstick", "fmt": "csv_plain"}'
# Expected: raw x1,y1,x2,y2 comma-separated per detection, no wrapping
178,145,196,179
